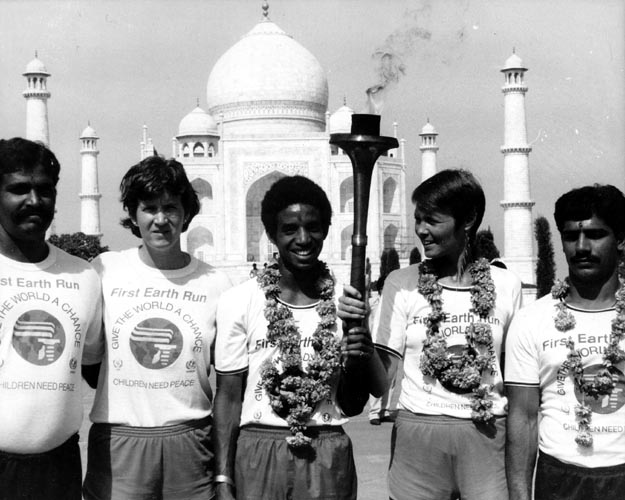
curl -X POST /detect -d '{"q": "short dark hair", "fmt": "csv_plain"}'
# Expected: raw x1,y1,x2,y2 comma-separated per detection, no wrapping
261,175,332,240
554,184,625,239
411,169,485,240
0,137,60,185
120,156,200,238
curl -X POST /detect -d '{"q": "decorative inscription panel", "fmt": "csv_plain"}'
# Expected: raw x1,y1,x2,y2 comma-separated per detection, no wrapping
243,161,309,186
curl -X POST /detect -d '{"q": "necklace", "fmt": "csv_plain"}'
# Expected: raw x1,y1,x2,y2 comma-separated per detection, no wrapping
418,258,498,424
258,263,342,448
551,261,625,447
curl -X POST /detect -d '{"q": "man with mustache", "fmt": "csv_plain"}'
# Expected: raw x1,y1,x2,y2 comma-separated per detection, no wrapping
0,138,102,500
505,184,625,500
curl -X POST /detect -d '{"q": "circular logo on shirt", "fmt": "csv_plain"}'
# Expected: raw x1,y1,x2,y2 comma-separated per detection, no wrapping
129,318,182,369
573,364,625,414
12,310,65,365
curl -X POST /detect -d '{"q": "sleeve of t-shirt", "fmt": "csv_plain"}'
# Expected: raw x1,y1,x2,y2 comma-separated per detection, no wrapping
372,269,405,360
504,308,540,387
81,261,105,365
215,284,250,375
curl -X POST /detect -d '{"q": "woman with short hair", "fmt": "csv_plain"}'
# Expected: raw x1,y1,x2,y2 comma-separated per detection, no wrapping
340,169,522,500
83,156,231,500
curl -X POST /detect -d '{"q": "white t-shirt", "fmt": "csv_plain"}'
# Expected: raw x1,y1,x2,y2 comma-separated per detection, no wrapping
373,264,522,419
0,244,102,453
215,277,347,428
89,248,232,427
505,295,625,467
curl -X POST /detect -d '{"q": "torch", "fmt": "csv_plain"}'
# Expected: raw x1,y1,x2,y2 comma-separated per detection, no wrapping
330,114,398,329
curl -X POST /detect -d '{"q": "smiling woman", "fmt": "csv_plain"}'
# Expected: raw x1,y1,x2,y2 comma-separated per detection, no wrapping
338,168,524,500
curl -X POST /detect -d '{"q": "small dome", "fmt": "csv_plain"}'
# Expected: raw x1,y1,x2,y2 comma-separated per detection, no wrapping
329,105,354,133
502,53,525,70
24,56,49,75
80,124,98,139
178,106,218,136
420,121,437,135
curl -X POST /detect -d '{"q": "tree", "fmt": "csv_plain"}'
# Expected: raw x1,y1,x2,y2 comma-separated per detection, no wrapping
48,232,109,262
534,216,556,298
377,248,400,293
474,228,501,262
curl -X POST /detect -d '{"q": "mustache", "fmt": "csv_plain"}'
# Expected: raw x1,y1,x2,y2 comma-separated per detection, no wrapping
571,254,600,263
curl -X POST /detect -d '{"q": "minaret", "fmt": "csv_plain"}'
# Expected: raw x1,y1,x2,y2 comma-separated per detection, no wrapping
500,50,536,290
23,53,51,146
419,119,438,182
79,124,102,237
140,124,156,159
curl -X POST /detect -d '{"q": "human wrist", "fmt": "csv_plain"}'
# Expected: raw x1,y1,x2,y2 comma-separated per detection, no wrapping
214,474,235,487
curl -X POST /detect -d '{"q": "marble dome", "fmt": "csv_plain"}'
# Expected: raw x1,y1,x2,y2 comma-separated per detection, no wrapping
206,19,328,132
80,124,98,138
502,53,525,70
24,56,49,75
329,105,354,133
420,121,437,135
178,106,218,136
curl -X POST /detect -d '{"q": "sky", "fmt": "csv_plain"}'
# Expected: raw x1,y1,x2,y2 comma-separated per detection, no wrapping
0,0,623,274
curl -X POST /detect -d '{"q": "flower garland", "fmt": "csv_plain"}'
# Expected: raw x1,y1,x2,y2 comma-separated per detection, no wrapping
551,259,625,447
258,263,342,449
418,257,498,424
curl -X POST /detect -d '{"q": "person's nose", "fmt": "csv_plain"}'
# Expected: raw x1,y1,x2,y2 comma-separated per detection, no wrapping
154,210,168,225
24,189,42,207
295,227,311,245
415,221,427,238
575,233,591,254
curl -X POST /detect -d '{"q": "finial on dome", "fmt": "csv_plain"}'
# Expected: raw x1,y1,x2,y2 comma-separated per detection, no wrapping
512,47,516,54
196,97,200,107
427,117,430,123
88,120,91,126
343,96,347,106
35,50,38,58
262,1,269,20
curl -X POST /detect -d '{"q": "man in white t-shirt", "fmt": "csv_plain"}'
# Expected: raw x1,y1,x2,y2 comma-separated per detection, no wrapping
0,138,102,500
506,184,625,500
214,176,380,500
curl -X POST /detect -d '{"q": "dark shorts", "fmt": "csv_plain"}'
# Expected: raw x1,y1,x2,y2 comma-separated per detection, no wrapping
235,425,357,500
83,416,214,500
0,433,81,500
388,410,508,500
535,451,625,500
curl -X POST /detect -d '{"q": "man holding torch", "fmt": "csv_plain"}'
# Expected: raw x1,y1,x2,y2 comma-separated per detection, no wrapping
213,175,382,500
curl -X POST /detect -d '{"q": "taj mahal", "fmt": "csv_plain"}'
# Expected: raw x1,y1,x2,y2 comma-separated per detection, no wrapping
19,3,536,296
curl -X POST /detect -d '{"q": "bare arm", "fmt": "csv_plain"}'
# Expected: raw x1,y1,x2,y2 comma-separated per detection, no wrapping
506,385,540,500
213,372,246,500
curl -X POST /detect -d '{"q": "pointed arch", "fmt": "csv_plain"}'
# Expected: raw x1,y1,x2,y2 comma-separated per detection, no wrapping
340,176,354,213
383,224,399,250
191,178,213,214
187,226,214,261
246,171,285,262
193,142,205,157
383,177,398,213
